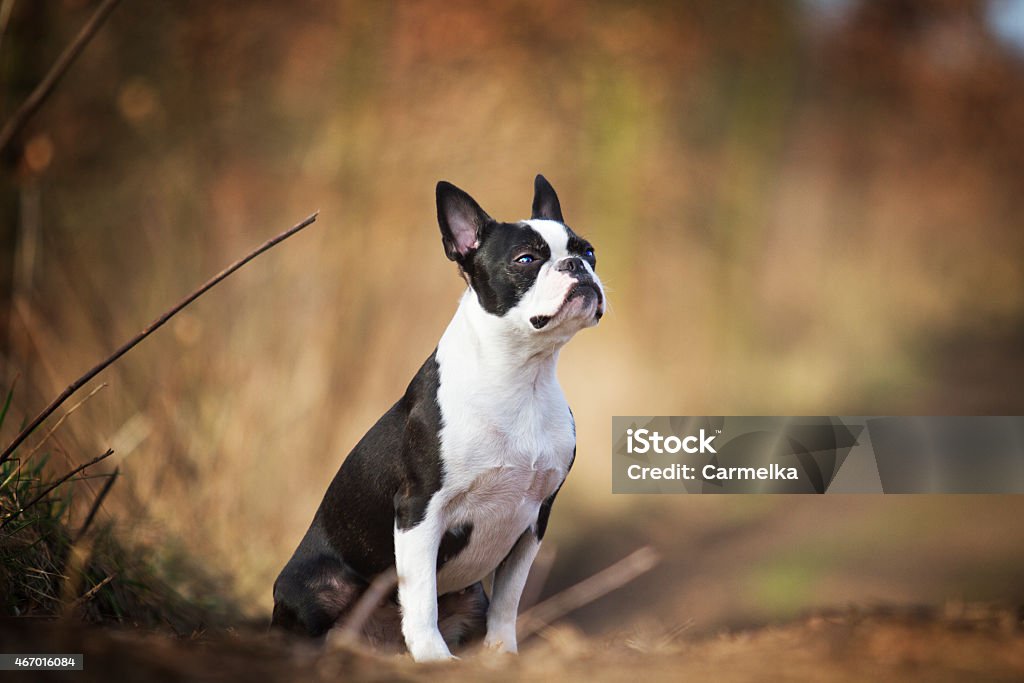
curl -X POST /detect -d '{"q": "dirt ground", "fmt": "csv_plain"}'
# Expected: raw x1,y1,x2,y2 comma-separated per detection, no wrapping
3,605,1022,682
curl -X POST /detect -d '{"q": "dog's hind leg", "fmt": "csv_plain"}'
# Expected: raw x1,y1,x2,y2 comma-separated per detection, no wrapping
272,554,360,638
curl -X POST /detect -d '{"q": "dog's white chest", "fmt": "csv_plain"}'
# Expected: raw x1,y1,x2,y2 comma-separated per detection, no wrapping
432,365,575,593
435,461,564,594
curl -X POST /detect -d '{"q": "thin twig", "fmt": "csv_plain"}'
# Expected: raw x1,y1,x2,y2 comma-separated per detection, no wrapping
516,545,660,640
75,465,118,541
0,0,122,154
333,568,398,646
68,572,115,609
0,211,320,466
1,448,113,529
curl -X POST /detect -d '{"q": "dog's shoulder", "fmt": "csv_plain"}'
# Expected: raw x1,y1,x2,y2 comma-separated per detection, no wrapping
314,351,447,573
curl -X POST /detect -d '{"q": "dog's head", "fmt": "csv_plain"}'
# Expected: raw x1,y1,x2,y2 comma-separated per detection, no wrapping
437,175,604,339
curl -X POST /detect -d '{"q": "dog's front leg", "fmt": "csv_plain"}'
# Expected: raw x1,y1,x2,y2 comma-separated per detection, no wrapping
484,528,540,654
394,509,452,662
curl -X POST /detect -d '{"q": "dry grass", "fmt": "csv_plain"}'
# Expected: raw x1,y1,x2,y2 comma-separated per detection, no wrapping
0,384,234,633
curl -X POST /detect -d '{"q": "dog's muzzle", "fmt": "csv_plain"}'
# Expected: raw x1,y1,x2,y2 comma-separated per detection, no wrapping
530,279,604,329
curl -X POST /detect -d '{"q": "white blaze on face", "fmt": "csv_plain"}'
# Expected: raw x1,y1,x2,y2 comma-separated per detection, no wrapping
510,219,604,331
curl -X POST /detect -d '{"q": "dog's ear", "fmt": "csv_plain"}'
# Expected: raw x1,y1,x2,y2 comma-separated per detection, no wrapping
531,174,564,223
437,181,492,262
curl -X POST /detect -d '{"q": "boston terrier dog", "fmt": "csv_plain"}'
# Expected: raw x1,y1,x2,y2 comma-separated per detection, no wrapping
271,175,604,661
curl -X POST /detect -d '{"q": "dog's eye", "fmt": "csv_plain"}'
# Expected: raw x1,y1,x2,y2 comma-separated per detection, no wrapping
514,254,536,264
584,248,595,259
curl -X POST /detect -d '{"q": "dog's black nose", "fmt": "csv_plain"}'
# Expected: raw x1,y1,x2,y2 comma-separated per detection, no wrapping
557,257,584,273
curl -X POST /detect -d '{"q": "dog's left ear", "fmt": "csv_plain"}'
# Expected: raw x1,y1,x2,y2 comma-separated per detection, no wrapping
437,181,492,262
531,174,564,223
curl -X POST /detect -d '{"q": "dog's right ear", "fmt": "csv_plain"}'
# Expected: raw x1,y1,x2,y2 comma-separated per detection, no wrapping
437,181,492,263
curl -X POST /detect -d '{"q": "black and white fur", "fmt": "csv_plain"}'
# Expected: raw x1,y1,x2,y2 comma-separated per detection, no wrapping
272,175,604,661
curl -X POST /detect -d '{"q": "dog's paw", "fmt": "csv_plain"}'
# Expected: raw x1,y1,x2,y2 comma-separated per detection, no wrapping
483,627,519,655
407,634,457,663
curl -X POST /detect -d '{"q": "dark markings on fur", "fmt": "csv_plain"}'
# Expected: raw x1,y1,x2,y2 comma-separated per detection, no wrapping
318,349,443,558
464,219,598,318
567,233,596,270
530,315,551,329
437,523,473,570
394,352,446,531
466,221,551,315
535,490,559,542
537,437,575,541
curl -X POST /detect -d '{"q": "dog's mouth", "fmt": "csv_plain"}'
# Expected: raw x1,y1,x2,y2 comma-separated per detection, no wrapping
566,282,603,315
530,282,604,330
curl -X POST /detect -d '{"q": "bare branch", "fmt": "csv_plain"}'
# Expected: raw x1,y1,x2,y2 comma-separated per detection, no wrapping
0,0,123,154
516,545,660,641
0,211,320,466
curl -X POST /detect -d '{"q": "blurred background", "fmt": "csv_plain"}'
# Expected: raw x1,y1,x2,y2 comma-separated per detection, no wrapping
2,0,1023,635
